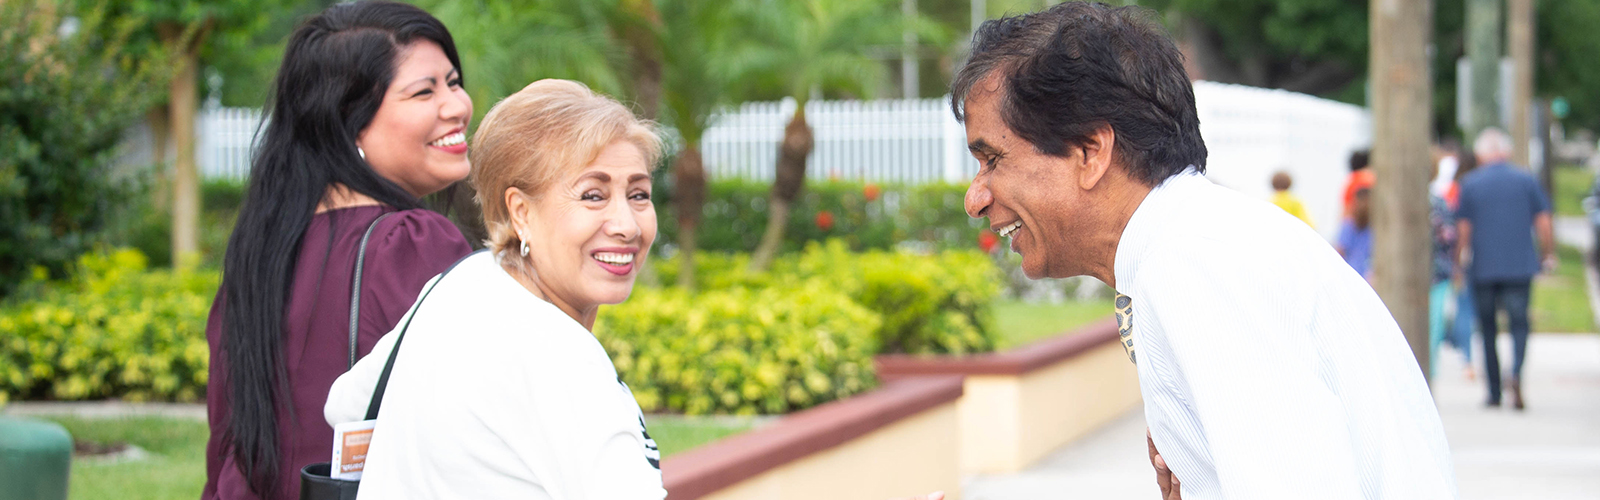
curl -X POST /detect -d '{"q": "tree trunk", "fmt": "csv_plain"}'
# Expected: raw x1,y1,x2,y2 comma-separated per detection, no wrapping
674,145,706,291
1507,0,1535,166
749,107,813,271
147,107,173,213
620,0,663,121
166,31,201,269
1370,0,1435,382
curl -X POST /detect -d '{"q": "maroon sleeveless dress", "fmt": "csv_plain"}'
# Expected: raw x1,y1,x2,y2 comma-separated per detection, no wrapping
201,206,472,500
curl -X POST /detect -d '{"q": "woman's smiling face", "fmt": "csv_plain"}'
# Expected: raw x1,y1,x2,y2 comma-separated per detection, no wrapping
357,40,473,197
518,139,656,313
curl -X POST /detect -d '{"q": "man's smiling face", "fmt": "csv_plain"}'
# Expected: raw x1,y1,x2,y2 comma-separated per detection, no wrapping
961,74,1099,280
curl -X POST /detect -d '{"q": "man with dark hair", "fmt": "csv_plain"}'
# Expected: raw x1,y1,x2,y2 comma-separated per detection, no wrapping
951,3,1454,499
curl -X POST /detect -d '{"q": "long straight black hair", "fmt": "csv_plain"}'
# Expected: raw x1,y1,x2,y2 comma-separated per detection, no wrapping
219,2,463,495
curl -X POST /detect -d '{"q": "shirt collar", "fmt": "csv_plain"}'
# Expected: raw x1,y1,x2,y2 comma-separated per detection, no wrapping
1113,167,1206,294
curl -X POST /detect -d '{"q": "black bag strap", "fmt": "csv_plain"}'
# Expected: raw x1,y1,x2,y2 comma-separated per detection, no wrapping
348,212,393,369
363,249,483,421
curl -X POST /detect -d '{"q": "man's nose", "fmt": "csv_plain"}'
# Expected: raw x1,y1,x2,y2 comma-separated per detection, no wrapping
965,175,992,219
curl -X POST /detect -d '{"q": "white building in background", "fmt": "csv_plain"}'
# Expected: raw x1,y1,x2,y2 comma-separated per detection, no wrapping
186,81,1369,241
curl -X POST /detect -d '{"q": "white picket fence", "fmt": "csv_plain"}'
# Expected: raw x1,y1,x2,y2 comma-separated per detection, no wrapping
700,97,978,184
196,106,263,180
189,81,1369,239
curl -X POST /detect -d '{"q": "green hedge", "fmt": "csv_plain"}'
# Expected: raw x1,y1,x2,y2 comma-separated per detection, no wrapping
0,249,217,404
0,241,1001,418
656,240,1003,355
596,241,1003,415
656,179,987,254
595,283,881,415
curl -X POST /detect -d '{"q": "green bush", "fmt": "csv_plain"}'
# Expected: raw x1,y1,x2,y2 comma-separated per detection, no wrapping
654,179,986,254
0,248,217,403
0,2,169,297
656,240,1004,355
595,282,881,415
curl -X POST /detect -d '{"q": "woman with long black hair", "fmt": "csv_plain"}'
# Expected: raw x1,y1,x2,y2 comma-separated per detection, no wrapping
202,2,474,499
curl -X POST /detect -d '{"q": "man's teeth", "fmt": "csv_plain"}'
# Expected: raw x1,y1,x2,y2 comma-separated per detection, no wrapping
429,132,465,147
998,220,1023,238
594,252,634,265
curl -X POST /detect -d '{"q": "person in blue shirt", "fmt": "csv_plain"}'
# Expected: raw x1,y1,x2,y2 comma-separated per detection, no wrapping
1337,186,1374,282
1454,127,1555,411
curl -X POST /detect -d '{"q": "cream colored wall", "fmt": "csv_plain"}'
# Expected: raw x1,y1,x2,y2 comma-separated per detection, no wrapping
959,342,1141,474
700,401,963,500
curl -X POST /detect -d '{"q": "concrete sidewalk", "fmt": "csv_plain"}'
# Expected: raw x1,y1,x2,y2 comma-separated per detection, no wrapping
963,333,1600,500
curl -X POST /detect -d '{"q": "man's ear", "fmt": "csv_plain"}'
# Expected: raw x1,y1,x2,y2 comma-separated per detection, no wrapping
1076,124,1117,191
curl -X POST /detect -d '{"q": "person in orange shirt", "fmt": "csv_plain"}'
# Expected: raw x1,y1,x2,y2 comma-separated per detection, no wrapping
1342,149,1374,216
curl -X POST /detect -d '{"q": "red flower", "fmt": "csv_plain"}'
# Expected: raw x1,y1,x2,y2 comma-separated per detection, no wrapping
863,183,881,202
978,231,999,253
816,211,835,231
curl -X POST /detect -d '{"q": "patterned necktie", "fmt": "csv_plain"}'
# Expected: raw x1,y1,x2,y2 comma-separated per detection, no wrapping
1115,293,1136,364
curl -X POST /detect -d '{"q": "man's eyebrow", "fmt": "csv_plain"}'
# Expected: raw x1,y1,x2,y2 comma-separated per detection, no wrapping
968,138,999,156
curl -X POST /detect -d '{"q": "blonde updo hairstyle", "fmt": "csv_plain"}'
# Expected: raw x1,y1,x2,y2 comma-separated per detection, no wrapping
469,79,662,274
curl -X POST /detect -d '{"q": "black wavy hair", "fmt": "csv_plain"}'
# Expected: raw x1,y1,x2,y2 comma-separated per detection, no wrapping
218,1,462,495
950,1,1206,186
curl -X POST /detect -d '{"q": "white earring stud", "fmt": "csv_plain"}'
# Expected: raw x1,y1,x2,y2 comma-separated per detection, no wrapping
358,147,366,160
519,236,530,257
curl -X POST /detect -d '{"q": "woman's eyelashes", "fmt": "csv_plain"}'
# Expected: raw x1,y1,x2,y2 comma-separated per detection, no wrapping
579,188,651,204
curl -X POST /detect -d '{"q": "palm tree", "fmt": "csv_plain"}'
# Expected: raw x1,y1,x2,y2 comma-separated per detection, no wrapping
740,0,915,271
658,0,748,291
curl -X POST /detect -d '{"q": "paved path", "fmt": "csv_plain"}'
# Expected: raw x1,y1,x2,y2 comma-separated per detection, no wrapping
963,333,1600,500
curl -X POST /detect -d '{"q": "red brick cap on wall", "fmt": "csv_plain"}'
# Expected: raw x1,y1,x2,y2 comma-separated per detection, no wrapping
875,317,1120,380
660,375,964,500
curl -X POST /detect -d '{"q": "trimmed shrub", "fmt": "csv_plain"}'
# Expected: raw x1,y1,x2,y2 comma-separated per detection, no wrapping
595,282,881,415
0,249,217,403
655,240,1004,355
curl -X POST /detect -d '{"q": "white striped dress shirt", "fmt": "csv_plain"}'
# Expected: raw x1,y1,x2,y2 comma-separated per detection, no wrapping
1115,170,1456,499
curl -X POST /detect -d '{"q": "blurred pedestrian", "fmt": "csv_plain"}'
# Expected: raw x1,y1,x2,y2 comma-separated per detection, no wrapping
1342,149,1373,216
203,3,475,499
1269,171,1315,228
949,3,1453,498
1455,127,1556,411
1447,143,1479,380
1337,186,1374,282
1427,188,1458,380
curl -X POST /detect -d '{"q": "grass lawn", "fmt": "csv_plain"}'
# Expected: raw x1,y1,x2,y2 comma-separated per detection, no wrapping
41,416,208,500
992,297,1115,350
646,414,761,458
33,413,756,499
1551,164,1591,218
1530,244,1596,333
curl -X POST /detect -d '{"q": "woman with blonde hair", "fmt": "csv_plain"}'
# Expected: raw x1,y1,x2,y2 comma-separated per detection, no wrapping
324,79,666,499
